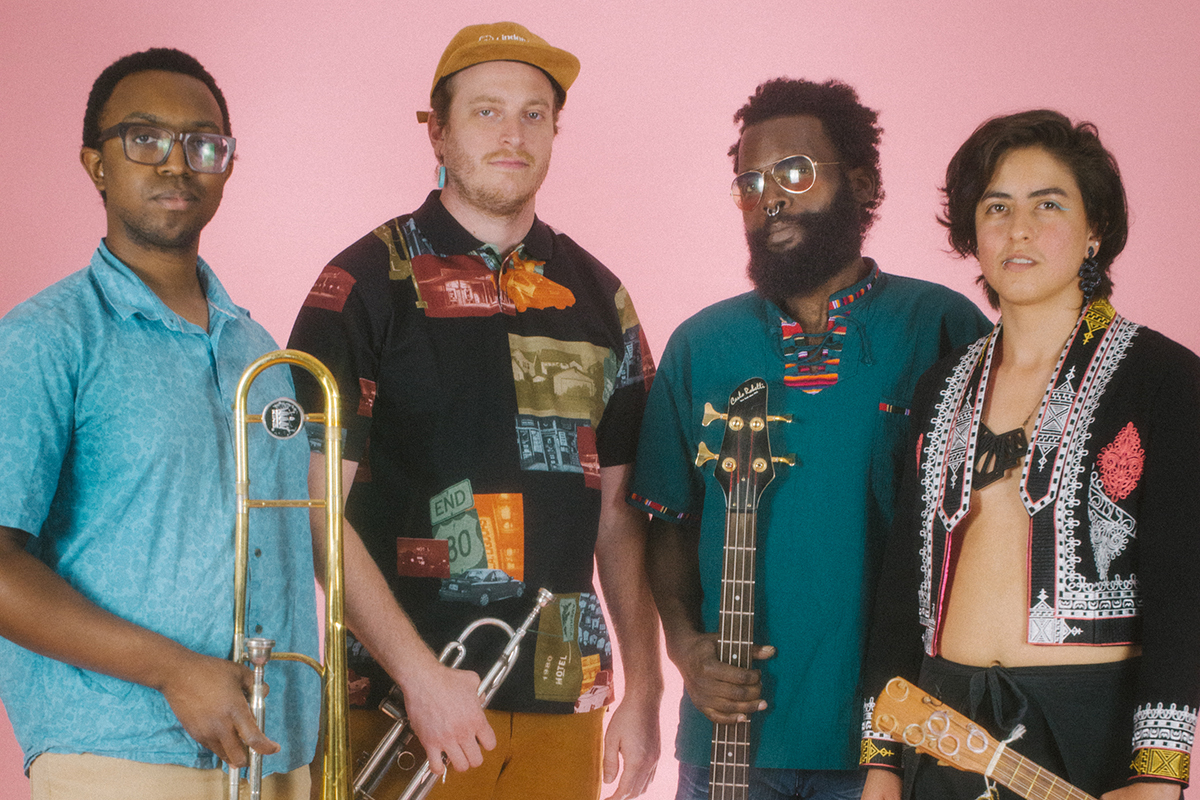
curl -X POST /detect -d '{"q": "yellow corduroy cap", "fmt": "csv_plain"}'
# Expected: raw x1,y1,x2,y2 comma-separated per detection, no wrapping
416,22,580,123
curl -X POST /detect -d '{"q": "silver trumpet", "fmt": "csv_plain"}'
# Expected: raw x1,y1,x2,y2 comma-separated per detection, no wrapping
352,587,555,800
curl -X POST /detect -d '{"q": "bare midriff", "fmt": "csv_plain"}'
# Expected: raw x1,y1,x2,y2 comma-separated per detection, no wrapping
939,466,1140,667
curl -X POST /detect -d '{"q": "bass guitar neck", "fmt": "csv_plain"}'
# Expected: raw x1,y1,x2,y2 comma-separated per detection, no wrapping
697,379,792,800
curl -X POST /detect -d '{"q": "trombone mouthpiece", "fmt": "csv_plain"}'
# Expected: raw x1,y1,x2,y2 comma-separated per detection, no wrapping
244,637,276,667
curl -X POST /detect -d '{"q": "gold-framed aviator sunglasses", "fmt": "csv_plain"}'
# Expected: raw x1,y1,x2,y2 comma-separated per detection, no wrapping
97,122,236,174
731,154,839,211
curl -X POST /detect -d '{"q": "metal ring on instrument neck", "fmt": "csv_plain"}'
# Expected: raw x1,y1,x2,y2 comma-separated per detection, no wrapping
926,710,951,737
937,734,961,757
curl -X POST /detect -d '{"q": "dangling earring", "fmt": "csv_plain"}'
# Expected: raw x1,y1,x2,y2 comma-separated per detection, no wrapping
1078,245,1100,307
437,165,446,189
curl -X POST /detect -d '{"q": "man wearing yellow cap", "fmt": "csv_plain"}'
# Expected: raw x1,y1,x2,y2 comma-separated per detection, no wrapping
289,22,663,800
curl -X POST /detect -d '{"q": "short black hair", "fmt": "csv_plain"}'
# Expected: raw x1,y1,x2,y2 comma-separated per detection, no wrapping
940,109,1127,308
730,78,885,232
83,47,230,150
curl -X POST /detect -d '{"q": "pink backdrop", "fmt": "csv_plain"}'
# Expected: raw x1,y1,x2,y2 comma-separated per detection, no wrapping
3,2,1198,798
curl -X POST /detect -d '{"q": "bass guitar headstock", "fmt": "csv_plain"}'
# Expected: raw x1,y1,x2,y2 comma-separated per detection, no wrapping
695,378,793,508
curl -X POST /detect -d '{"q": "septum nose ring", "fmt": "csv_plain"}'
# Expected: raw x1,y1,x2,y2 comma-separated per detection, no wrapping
765,205,782,218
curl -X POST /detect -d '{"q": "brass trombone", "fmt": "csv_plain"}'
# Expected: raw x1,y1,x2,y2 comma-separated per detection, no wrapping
231,349,350,800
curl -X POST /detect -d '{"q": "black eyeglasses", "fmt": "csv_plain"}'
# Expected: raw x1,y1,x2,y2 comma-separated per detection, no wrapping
731,154,839,211
97,123,236,174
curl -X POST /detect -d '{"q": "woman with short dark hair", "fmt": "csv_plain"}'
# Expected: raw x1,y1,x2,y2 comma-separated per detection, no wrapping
859,110,1200,800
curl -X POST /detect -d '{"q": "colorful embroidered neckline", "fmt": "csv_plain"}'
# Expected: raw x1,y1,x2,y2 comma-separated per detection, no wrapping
779,268,878,393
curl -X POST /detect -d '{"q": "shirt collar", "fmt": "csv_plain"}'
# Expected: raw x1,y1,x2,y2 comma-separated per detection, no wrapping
826,258,880,313
410,190,555,264
90,240,243,336
760,259,883,326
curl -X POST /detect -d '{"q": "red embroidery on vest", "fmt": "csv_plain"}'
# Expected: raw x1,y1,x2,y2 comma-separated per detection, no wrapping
1098,422,1144,501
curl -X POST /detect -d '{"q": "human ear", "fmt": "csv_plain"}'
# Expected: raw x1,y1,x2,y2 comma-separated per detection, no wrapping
80,147,106,193
426,112,445,163
845,166,877,206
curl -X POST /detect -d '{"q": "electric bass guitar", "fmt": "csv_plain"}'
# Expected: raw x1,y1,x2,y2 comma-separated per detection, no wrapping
695,378,792,800
873,676,1098,800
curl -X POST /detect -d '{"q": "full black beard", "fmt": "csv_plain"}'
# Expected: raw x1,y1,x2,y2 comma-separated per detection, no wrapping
745,181,866,308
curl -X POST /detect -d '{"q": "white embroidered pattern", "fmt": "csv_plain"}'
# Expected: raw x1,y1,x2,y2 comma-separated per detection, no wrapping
946,398,974,490
918,337,988,644
860,696,894,740
1133,703,1198,752
1087,471,1137,581
1028,589,1082,644
1049,317,1141,628
1031,367,1076,473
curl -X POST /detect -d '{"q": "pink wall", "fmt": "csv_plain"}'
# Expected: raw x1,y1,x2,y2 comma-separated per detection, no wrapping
3,2,1198,798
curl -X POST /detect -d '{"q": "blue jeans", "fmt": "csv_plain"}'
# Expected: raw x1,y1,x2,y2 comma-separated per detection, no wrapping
676,761,866,800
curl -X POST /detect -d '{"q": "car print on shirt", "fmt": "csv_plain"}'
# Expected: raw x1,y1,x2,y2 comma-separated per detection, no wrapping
438,567,526,607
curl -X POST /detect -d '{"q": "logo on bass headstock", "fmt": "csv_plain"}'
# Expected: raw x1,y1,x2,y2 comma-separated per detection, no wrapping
696,378,794,508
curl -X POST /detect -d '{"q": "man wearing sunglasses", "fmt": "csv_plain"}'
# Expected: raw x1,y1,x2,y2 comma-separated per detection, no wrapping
0,48,319,798
630,79,990,799
288,21,662,800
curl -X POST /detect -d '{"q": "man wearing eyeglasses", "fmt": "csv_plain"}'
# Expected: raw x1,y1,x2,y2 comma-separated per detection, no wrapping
629,79,990,799
0,48,319,799
287,21,662,800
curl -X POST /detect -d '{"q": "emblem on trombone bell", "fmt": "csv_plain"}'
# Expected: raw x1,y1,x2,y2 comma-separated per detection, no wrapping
262,397,304,439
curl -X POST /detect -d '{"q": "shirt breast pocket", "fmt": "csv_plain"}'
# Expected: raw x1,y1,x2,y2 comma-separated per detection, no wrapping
868,398,914,533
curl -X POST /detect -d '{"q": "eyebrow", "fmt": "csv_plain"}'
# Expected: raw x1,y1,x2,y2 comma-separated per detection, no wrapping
464,94,551,108
981,187,1070,201
122,111,222,132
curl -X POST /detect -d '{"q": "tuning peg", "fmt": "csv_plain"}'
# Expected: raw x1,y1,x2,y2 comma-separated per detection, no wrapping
695,442,717,467
701,403,727,427
773,454,796,466
767,413,793,423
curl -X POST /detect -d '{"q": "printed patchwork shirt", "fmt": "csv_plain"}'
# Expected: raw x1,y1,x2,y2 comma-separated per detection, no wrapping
289,192,652,714
860,301,1200,786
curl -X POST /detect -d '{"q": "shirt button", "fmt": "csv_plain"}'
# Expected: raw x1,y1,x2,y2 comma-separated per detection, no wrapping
254,548,262,557
255,624,263,633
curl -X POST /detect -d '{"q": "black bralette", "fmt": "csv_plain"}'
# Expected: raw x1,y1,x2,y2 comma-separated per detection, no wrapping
973,423,1028,489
